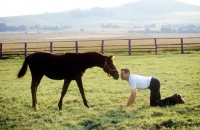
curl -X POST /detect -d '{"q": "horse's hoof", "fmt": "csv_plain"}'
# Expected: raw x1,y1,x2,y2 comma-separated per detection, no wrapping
58,103,62,111
88,107,91,110
58,106,62,111
32,105,39,110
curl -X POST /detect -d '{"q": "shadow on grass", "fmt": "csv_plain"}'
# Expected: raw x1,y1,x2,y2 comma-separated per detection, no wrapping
0,57,11,60
76,106,151,129
76,105,188,129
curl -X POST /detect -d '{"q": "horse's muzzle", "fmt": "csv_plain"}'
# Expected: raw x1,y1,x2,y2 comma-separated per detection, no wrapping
112,73,119,80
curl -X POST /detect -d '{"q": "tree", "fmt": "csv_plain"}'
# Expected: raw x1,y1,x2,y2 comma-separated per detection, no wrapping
80,28,84,32
0,23,7,31
18,25,26,30
187,25,196,33
161,27,171,33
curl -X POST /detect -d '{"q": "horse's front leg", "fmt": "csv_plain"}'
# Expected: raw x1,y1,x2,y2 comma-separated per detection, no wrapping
76,77,90,109
58,79,71,110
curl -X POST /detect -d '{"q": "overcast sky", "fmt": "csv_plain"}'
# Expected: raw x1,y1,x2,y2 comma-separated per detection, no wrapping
1,0,200,17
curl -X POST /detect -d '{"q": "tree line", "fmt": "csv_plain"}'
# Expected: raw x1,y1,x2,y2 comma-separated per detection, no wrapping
1,22,200,33
0,23,26,32
0,23,71,32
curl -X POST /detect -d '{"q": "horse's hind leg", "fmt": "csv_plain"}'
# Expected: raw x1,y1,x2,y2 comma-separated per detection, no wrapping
76,77,90,109
31,78,38,110
58,79,71,110
31,75,43,110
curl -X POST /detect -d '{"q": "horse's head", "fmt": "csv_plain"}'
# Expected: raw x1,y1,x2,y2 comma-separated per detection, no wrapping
103,56,119,80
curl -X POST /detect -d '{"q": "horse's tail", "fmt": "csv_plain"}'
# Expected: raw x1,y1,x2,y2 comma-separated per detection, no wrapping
17,55,30,78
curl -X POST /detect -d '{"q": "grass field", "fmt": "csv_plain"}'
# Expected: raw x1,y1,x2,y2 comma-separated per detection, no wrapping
0,53,200,130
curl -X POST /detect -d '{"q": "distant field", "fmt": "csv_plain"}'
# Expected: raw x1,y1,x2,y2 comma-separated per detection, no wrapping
0,32,200,43
0,33,200,56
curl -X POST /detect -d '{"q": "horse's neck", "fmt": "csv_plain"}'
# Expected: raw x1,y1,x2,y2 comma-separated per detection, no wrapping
86,55,105,68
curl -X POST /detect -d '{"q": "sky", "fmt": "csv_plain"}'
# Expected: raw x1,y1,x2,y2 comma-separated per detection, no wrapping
1,0,200,17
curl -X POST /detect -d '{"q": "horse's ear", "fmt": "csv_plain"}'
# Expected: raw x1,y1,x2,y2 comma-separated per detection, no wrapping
110,56,115,60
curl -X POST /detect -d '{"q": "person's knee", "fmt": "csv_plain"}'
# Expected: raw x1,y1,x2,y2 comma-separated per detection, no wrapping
150,102,158,106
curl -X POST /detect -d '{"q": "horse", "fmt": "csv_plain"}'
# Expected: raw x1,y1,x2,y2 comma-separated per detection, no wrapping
17,52,119,110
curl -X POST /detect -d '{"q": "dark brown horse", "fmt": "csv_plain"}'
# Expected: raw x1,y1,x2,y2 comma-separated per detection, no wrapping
17,52,119,110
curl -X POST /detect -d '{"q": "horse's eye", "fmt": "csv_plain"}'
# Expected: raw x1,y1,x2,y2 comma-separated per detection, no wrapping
109,64,114,68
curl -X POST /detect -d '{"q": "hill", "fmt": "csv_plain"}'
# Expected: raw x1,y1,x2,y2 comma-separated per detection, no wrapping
0,0,200,29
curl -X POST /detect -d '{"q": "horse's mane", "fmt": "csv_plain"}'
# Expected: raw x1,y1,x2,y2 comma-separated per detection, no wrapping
90,52,104,55
64,52,103,55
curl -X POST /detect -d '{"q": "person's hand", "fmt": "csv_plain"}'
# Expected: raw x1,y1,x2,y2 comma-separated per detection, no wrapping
124,102,128,107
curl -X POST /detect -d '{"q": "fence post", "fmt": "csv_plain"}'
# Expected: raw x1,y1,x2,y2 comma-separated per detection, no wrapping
154,38,158,55
181,38,184,54
0,43,2,58
24,43,27,58
75,41,78,54
101,40,104,54
128,39,131,55
50,42,53,53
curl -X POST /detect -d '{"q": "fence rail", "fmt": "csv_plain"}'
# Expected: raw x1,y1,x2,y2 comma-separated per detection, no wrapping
0,37,200,58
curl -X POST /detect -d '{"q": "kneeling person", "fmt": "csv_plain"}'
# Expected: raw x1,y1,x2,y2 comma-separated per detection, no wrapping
120,68,184,107
120,68,161,106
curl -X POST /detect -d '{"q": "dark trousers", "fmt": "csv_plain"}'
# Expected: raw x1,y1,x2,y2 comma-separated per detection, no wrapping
149,77,161,106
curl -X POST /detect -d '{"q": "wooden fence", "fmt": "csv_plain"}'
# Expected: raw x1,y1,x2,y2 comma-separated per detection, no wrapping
0,37,200,58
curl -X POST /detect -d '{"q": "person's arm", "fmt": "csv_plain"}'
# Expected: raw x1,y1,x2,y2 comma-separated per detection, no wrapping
126,89,136,106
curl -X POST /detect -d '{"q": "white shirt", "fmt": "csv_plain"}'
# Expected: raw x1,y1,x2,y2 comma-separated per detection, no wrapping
128,74,152,89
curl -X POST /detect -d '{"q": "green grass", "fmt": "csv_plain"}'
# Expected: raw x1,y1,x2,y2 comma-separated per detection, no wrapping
0,53,200,130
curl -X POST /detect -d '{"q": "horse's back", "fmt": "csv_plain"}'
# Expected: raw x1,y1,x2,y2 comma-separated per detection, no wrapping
28,52,86,80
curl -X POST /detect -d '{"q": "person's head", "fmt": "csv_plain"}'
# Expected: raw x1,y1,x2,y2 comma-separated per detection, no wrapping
120,68,130,81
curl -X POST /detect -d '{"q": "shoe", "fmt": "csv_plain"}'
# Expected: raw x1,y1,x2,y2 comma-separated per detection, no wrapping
177,94,185,104
171,93,185,104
